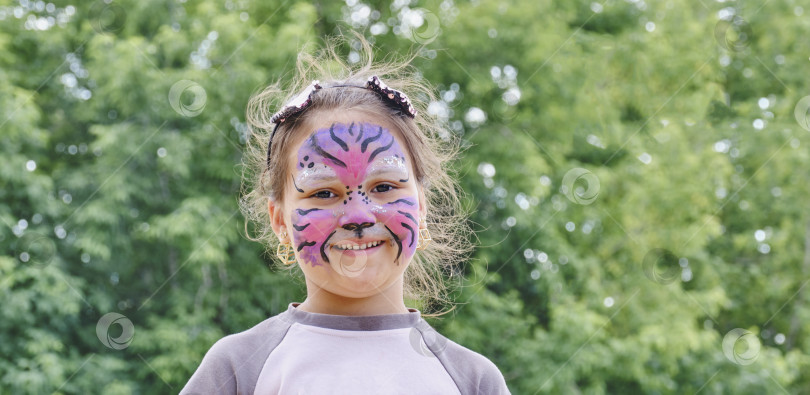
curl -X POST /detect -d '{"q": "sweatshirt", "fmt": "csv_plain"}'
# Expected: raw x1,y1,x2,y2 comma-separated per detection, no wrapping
181,303,510,394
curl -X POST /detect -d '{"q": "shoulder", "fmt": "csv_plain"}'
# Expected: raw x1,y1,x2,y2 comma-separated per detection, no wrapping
202,312,294,367
414,320,510,395
181,311,295,395
213,312,294,357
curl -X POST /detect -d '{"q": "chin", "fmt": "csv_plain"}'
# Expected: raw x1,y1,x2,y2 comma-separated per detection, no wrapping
335,284,388,299
330,261,385,283
328,260,399,290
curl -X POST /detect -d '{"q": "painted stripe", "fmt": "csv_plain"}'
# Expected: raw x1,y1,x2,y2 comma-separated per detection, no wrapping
388,198,415,206
296,208,321,216
320,231,336,263
367,135,394,163
384,225,403,262
310,134,347,168
292,176,304,193
361,127,383,153
397,210,418,225
297,240,316,251
330,123,349,151
355,123,364,142
401,222,416,248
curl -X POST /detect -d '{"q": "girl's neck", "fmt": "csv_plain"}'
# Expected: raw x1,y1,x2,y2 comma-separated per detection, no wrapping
297,281,410,316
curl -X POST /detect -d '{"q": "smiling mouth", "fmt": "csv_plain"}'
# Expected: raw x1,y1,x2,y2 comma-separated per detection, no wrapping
333,240,384,251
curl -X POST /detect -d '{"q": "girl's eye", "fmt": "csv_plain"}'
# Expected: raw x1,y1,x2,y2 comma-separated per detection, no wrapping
372,184,395,193
312,190,336,199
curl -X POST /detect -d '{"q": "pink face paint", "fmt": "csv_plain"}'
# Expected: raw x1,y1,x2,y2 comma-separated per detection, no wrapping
289,122,420,268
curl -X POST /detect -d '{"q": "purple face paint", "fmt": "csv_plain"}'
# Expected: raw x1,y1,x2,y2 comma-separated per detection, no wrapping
289,122,420,269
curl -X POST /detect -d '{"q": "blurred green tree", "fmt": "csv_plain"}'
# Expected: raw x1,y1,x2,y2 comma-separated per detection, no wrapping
1,0,808,393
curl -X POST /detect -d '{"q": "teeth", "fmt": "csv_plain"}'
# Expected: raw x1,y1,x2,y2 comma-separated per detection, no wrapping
336,241,380,250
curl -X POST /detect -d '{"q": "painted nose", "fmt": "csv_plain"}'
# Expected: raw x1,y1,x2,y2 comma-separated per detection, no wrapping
338,200,377,231
342,222,374,232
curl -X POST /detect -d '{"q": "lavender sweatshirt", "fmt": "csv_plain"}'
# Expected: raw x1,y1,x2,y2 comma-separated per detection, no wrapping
181,303,510,394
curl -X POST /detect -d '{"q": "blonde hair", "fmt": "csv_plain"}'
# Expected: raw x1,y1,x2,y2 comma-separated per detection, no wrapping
240,36,472,314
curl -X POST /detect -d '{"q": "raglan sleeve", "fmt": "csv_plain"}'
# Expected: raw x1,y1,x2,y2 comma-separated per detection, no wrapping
471,352,510,394
180,336,241,395
417,320,511,394
179,313,293,395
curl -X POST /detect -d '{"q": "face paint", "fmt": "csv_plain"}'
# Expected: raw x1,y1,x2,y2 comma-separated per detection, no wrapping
289,122,421,269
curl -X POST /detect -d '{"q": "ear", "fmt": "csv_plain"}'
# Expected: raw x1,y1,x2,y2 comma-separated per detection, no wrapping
268,198,289,242
417,186,428,228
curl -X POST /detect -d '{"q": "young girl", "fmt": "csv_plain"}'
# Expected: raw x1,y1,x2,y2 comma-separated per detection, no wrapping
182,38,509,394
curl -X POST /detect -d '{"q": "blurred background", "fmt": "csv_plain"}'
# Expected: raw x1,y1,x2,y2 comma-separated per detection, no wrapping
2,0,810,393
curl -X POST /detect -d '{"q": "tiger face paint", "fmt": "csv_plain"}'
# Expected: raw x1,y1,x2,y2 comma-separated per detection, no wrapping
287,122,422,273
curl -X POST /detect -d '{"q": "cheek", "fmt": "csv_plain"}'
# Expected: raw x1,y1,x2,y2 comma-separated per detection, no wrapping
378,202,421,258
290,209,337,267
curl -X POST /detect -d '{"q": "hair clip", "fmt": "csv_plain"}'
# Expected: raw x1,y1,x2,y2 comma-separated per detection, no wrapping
267,81,321,166
365,76,416,118
271,80,322,125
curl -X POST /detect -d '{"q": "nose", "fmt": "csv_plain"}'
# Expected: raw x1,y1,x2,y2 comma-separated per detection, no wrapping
338,200,377,232
342,222,374,232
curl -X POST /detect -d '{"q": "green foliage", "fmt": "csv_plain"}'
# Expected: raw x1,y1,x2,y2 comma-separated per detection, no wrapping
2,0,809,393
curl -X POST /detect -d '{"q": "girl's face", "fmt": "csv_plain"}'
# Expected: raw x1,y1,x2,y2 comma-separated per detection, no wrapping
269,114,426,298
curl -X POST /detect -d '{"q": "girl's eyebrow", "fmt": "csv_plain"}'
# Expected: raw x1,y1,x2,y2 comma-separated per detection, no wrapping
295,166,338,185
367,156,409,178
367,167,409,178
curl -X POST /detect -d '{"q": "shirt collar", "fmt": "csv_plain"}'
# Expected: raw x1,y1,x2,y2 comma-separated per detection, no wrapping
284,303,421,331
